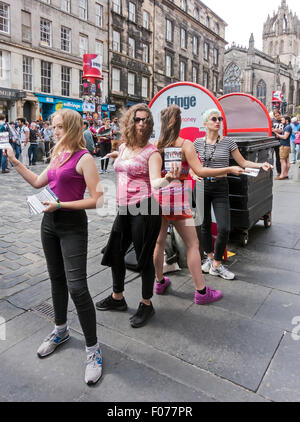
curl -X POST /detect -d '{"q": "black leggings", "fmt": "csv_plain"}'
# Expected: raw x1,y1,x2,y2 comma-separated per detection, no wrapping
201,180,231,262
100,142,112,170
41,210,97,347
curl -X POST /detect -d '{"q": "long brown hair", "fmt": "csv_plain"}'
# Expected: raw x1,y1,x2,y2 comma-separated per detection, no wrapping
120,103,154,148
157,105,181,153
50,109,86,166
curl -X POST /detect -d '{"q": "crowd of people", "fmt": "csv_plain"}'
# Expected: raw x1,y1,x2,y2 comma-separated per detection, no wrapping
3,102,298,387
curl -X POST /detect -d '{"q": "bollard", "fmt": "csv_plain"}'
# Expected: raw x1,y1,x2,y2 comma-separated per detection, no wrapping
293,161,300,183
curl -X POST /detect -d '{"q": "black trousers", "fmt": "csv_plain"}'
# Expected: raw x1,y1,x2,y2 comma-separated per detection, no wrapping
102,198,162,300
100,142,112,170
274,145,281,175
41,210,97,347
201,179,230,262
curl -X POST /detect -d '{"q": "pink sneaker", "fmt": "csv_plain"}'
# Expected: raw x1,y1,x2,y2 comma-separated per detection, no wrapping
155,277,171,295
194,286,223,305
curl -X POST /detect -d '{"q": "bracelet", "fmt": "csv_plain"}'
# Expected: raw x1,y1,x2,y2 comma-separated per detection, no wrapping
57,200,61,209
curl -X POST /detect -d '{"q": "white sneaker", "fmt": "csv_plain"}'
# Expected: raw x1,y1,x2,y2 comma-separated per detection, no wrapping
85,348,103,385
202,258,213,274
37,329,70,358
209,264,235,280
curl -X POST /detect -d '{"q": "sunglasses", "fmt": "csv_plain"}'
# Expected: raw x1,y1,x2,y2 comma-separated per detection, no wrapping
209,117,223,122
134,117,147,123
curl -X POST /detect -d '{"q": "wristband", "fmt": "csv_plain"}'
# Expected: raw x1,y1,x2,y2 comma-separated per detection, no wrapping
57,200,61,209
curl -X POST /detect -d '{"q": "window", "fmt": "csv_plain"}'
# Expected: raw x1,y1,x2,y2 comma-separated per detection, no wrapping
213,74,218,92
256,80,267,105
181,0,187,12
269,41,273,55
215,22,219,34
142,77,148,98
128,72,135,95
23,56,33,91
0,1,9,34
113,30,121,52
180,61,186,81
280,40,284,54
166,55,172,77
61,26,71,52
213,48,219,66
79,35,88,57
204,42,209,61
194,7,199,20
79,70,83,97
61,0,71,13
112,67,120,91
206,16,210,28
128,37,135,58
203,71,208,89
41,60,52,93
129,2,136,22
79,0,87,20
40,18,51,47
224,63,241,94
41,0,50,3
0,51,3,79
192,66,198,84
166,19,172,42
193,36,198,55
143,11,149,29
180,28,186,49
142,43,149,63
61,66,71,96
95,40,103,64
96,3,103,27
22,10,31,43
112,0,121,14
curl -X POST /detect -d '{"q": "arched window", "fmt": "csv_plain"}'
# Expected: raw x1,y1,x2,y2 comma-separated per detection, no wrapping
282,82,286,96
283,15,288,32
269,41,273,55
206,16,210,28
256,80,267,105
224,63,241,94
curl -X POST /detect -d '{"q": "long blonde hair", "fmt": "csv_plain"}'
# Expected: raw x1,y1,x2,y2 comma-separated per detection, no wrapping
50,109,86,166
157,105,181,153
120,104,154,148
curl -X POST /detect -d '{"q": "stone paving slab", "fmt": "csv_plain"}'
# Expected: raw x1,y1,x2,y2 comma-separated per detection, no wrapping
258,333,300,402
0,300,26,322
8,280,52,310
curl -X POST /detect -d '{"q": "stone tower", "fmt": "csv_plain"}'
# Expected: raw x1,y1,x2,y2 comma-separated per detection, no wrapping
263,0,300,67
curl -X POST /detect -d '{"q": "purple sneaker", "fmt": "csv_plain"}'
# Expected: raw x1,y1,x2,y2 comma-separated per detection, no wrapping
194,286,223,305
154,277,171,295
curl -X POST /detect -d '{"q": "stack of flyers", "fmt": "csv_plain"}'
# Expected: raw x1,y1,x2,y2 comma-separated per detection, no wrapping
164,148,182,172
241,168,260,178
27,186,59,216
0,132,10,150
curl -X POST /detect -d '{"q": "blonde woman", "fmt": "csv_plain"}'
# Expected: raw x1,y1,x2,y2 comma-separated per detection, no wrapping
7,109,104,386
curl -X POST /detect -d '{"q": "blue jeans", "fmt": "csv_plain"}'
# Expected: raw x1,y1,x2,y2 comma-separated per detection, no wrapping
0,149,7,172
12,142,21,160
28,143,38,165
290,141,300,163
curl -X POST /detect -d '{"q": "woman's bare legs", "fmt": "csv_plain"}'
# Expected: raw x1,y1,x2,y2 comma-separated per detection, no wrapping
153,217,169,282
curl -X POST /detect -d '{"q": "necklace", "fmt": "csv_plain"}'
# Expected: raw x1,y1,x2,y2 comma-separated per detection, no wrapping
203,135,220,167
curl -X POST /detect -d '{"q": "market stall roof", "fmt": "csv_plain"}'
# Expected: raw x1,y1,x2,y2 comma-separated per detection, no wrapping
219,93,272,137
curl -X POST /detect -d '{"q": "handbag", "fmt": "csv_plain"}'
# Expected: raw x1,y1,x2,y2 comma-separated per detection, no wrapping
295,132,300,145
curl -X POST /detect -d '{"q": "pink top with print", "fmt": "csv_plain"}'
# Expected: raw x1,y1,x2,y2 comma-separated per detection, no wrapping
114,143,158,206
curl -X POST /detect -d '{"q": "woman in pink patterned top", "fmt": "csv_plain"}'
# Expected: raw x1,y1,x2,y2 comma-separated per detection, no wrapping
97,104,181,329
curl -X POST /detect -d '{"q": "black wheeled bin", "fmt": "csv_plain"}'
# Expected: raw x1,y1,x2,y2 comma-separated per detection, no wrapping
228,136,279,246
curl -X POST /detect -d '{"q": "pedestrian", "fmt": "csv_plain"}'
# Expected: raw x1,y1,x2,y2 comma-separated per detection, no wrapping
9,121,21,160
28,122,42,165
290,116,300,164
97,118,112,174
83,121,95,155
6,109,104,385
152,105,244,303
96,104,180,328
111,117,121,152
274,115,292,180
193,108,273,280
43,121,54,162
0,113,9,174
17,117,30,166
271,110,284,177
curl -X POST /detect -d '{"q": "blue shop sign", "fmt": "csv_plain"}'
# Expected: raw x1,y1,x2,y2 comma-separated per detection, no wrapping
34,94,83,112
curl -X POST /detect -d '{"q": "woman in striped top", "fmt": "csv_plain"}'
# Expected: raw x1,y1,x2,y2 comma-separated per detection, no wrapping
193,109,273,281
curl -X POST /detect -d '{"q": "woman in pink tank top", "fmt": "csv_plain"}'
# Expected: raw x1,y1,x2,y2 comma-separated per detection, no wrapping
97,104,180,329
153,105,244,305
7,109,104,386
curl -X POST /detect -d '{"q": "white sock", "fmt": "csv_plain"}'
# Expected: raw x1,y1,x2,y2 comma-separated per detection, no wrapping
55,323,68,334
86,343,100,355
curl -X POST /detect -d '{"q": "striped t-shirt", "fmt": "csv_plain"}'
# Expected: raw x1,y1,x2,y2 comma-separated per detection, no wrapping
194,136,238,168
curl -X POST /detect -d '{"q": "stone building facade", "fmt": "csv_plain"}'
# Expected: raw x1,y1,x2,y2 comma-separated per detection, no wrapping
224,0,300,114
0,0,108,121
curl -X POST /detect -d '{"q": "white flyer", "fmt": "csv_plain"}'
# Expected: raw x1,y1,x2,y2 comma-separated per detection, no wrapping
27,186,59,216
0,132,10,150
164,148,182,172
242,168,260,177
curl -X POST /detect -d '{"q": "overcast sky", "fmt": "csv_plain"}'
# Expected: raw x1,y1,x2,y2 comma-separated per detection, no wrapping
203,0,300,51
